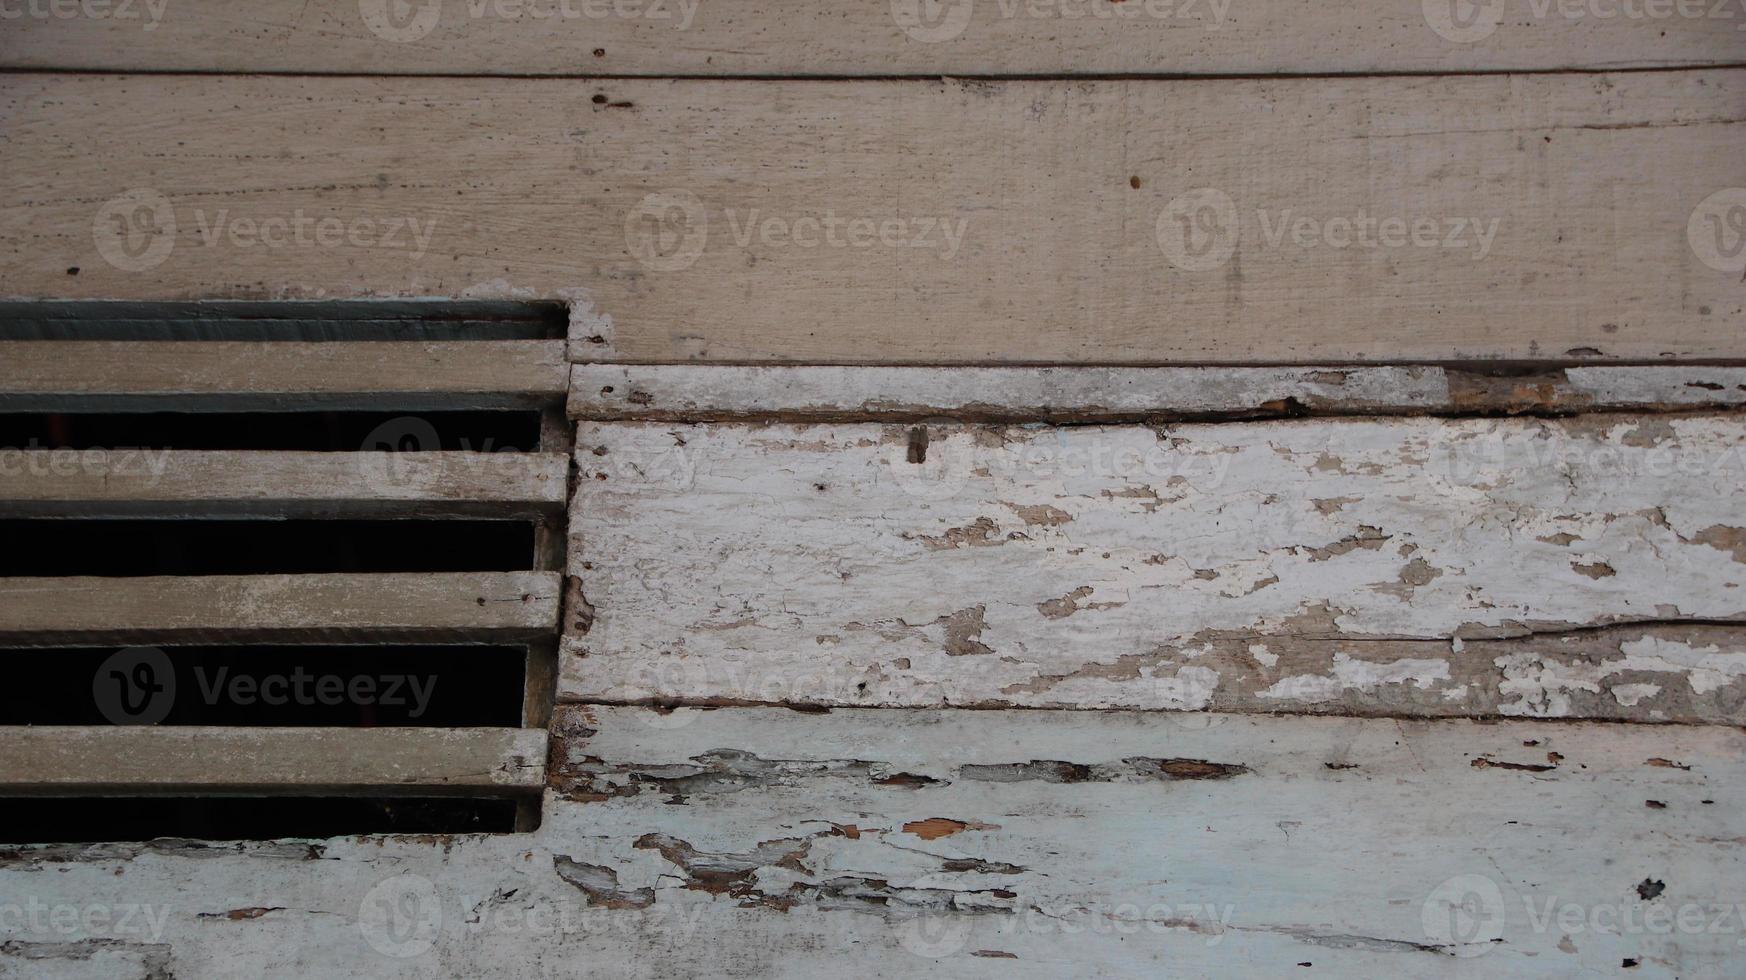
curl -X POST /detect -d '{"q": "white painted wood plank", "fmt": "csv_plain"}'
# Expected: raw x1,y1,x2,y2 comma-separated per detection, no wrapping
1,708,1740,977
2,0,1742,75
0,726,547,794
0,341,568,410
6,72,1742,363
0,572,561,644
564,418,1746,719
570,364,1746,420
0,450,568,518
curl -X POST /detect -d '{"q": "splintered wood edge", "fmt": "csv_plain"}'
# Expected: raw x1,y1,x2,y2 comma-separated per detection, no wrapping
569,364,1746,421
0,726,548,795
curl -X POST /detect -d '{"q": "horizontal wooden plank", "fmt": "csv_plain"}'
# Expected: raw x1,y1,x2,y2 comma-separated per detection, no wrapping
2,0,1742,75
0,572,561,645
0,726,546,795
6,71,1742,363
564,418,1746,719
571,364,1746,421
0,341,568,410
3,707,1739,975
0,450,568,517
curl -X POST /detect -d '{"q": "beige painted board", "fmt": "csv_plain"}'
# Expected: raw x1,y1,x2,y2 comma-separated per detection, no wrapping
563,418,1746,719
4,72,1743,363
0,726,547,795
0,572,562,644
2,0,1744,75
570,363,1746,420
0,450,569,517
0,340,568,410
0,708,1742,976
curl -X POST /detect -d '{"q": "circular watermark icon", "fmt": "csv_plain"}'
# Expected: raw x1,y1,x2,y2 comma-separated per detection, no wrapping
92,189,177,272
358,416,441,493
92,646,175,725
1422,873,1506,955
625,191,708,271
359,873,443,958
899,912,974,958
1688,188,1746,275
359,0,443,41
1422,0,1504,43
1156,188,1239,272
891,0,974,42
884,423,975,502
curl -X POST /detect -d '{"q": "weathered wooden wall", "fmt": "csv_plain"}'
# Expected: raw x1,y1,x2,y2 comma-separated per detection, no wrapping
2,4,1745,977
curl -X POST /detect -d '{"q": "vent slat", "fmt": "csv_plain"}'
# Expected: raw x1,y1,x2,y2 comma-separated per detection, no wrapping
0,572,561,645
0,450,567,518
0,726,547,796
0,341,567,411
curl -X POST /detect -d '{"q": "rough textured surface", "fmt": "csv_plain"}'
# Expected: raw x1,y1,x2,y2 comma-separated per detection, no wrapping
6,72,1743,362
571,364,1746,421
0,450,568,518
0,727,548,794
564,417,1746,718
2,708,1743,977
5,0,1743,75
0,572,562,644
0,340,568,411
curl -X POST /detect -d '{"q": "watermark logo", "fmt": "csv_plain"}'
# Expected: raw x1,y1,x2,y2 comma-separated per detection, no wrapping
359,0,443,41
359,873,443,958
1422,873,1507,955
358,416,441,492
891,0,975,41
1689,188,1746,275
1423,0,1505,41
93,188,177,272
625,191,708,271
900,912,975,957
1156,188,1239,272
1158,188,1502,271
0,0,169,30
92,646,175,725
884,424,976,502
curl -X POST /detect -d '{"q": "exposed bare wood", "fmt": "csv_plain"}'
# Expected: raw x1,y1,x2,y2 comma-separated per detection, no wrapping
0,572,561,645
570,364,1746,421
2,707,1742,974
2,0,1742,75
564,418,1746,719
0,341,567,411
0,726,547,795
6,72,1742,363
0,450,567,518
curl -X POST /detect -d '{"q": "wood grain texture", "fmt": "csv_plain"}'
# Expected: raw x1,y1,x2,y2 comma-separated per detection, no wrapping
0,450,569,517
0,572,561,644
3,0,1743,75
0,726,547,795
5,72,1742,363
0,341,568,410
1,708,1741,976
570,364,1746,420
563,418,1746,719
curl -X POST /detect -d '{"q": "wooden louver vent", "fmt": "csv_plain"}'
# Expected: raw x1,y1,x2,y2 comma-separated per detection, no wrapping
0,302,570,840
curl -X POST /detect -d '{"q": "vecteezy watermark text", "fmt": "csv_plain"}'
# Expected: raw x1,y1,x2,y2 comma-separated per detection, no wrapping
1157,188,1501,271
0,0,168,30
358,0,699,43
1424,0,1746,43
624,191,970,271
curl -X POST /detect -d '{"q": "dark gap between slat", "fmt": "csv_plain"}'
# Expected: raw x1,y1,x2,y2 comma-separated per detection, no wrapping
0,300,567,342
0,797,518,844
3,646,524,728
0,520,535,575
0,411,541,452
